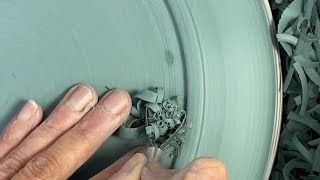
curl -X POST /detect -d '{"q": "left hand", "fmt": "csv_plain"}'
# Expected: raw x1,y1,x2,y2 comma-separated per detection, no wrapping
0,84,132,179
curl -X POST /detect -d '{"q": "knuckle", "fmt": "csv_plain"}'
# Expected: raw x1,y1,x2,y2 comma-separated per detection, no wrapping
41,107,76,133
0,151,27,176
73,123,95,143
22,153,60,179
43,97,92,132
0,122,19,144
97,106,123,126
0,132,12,145
56,103,75,115
184,170,200,180
77,109,115,138
190,158,209,170
192,157,225,169
40,121,60,134
188,158,227,180
49,105,76,122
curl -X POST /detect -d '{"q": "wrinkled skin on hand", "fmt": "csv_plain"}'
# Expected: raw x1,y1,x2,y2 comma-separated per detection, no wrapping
0,84,227,180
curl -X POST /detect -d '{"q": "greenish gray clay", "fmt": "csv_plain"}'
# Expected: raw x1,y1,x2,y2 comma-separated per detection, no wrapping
0,1,278,179
271,0,320,179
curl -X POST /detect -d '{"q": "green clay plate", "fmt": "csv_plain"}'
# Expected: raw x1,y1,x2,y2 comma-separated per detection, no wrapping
0,0,282,179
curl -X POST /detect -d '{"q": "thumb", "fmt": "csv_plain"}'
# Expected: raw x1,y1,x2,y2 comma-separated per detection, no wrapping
109,153,147,180
141,161,176,180
172,158,227,180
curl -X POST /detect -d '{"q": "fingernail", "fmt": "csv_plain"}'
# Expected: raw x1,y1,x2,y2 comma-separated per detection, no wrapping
66,85,93,112
121,153,144,173
101,89,128,115
17,100,38,121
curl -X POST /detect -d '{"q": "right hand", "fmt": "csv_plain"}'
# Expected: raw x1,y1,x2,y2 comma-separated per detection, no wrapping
91,147,228,180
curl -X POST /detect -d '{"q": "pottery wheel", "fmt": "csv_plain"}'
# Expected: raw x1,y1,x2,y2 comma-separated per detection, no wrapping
0,1,281,179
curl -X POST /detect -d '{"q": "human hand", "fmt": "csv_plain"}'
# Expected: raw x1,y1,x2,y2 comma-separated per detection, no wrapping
0,84,227,179
0,84,131,179
92,147,228,180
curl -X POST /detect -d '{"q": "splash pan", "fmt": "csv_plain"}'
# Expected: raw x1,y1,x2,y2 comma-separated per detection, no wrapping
0,1,281,179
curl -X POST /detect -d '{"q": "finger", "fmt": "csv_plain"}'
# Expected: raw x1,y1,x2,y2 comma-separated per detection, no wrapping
0,84,97,179
0,100,42,160
90,146,147,180
13,89,131,180
141,161,175,180
172,158,227,180
109,153,147,180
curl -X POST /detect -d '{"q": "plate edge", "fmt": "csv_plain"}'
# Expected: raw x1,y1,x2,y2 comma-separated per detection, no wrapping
260,0,283,179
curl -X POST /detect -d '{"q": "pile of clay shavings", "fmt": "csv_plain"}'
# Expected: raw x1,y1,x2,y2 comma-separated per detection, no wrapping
270,0,320,179
116,87,188,166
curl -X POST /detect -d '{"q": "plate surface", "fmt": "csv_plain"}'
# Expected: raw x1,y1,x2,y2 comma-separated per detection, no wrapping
0,1,280,179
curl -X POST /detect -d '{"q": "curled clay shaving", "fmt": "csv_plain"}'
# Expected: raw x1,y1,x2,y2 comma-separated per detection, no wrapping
116,87,188,166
